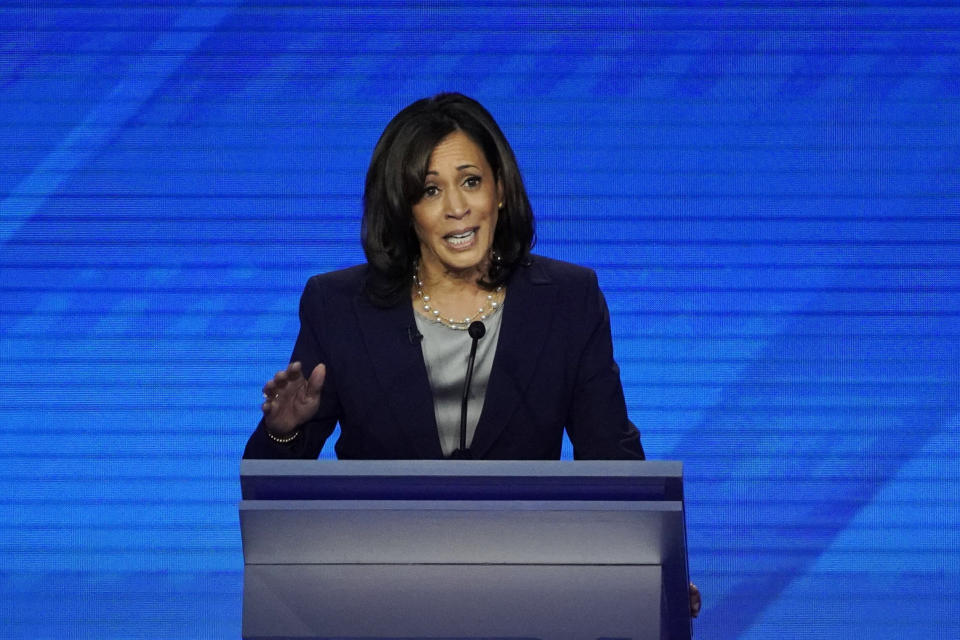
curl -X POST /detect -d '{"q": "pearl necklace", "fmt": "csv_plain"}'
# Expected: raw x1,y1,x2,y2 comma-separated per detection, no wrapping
413,269,504,330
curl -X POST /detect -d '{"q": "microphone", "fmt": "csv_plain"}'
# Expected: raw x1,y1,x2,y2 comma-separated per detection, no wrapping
468,319,487,341
452,320,486,458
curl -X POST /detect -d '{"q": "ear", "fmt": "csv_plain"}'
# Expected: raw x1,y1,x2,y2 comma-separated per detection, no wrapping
496,178,504,208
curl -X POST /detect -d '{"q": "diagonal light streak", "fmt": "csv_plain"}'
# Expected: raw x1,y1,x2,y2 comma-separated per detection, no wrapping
0,3,238,244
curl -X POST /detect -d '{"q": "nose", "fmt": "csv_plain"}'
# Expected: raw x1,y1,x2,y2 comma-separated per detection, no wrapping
445,189,469,218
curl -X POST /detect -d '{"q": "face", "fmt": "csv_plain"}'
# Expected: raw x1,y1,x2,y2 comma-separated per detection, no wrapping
411,130,502,280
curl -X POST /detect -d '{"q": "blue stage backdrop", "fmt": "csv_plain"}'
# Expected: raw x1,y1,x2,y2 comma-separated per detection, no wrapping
1,2,958,638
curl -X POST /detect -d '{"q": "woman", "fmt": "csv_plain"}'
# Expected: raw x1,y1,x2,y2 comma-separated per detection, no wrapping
242,93,701,619
243,92,644,461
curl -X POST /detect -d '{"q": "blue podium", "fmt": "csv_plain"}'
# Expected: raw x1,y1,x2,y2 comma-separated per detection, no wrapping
240,460,691,640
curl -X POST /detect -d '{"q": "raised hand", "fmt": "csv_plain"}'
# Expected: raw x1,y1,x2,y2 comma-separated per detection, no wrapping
690,582,701,618
261,361,326,435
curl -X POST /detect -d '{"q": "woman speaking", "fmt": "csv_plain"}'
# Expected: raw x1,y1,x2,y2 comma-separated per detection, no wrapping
242,93,701,618
243,92,645,462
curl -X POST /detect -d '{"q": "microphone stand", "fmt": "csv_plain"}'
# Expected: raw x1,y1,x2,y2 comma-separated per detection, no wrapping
451,320,486,459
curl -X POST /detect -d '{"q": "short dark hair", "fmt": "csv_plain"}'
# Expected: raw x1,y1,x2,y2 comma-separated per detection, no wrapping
361,93,535,306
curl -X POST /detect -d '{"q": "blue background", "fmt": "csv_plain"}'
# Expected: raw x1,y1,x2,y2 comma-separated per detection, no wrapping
1,1,958,638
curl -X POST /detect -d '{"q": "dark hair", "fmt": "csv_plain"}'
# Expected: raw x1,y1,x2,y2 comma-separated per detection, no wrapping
361,93,535,306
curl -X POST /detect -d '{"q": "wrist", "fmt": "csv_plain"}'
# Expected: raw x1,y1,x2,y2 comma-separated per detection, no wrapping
265,426,301,444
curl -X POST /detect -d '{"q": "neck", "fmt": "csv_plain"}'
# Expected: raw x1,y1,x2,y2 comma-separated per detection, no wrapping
413,259,503,329
417,258,488,295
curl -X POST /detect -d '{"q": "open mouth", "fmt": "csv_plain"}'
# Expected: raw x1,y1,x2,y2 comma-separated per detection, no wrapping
444,228,477,248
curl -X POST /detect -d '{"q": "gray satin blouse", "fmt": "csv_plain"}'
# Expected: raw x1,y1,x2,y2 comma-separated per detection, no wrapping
413,302,504,457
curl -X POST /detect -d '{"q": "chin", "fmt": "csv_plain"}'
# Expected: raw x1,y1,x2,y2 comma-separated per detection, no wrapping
439,249,489,275
446,258,487,275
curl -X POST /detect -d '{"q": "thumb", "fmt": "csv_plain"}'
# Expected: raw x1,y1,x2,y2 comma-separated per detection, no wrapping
304,363,326,397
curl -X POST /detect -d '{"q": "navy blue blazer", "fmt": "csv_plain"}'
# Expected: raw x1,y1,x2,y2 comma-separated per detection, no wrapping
243,255,644,460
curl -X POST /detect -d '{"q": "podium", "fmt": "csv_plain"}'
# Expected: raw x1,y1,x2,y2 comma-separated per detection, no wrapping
239,460,691,640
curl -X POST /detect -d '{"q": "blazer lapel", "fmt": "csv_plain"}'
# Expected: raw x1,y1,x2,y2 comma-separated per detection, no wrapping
353,294,444,459
470,261,558,458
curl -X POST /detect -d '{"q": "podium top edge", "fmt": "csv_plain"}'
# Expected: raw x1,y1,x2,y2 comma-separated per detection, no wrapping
240,459,682,479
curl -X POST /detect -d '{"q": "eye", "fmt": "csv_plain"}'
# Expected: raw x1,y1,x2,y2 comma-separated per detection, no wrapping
422,184,440,198
462,175,482,189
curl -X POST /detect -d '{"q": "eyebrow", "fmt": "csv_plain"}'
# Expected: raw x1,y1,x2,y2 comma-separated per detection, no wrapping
425,163,481,175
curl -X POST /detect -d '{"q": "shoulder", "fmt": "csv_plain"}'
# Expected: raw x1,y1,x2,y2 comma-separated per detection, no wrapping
513,254,599,290
303,264,368,300
511,255,607,326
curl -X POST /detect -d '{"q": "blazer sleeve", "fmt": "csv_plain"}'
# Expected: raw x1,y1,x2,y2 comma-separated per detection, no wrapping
564,271,645,460
243,276,341,459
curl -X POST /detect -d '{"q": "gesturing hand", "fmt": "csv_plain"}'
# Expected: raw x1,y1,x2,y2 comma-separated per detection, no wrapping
689,582,702,618
261,361,326,435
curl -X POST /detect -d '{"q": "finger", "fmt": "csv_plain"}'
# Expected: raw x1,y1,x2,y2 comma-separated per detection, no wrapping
262,392,280,413
689,582,702,618
281,362,306,387
262,379,284,404
262,377,287,404
275,362,307,390
272,369,298,396
305,363,326,397
262,376,279,396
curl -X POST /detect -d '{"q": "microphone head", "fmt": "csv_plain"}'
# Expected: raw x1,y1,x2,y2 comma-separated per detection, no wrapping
468,321,486,340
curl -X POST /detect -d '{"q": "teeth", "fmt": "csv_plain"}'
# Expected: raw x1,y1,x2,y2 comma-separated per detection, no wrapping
446,229,475,246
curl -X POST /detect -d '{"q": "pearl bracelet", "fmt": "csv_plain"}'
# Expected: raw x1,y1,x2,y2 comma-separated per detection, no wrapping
266,428,300,444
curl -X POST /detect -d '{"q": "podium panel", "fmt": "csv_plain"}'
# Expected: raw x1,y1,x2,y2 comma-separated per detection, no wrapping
239,460,690,640
244,564,662,640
